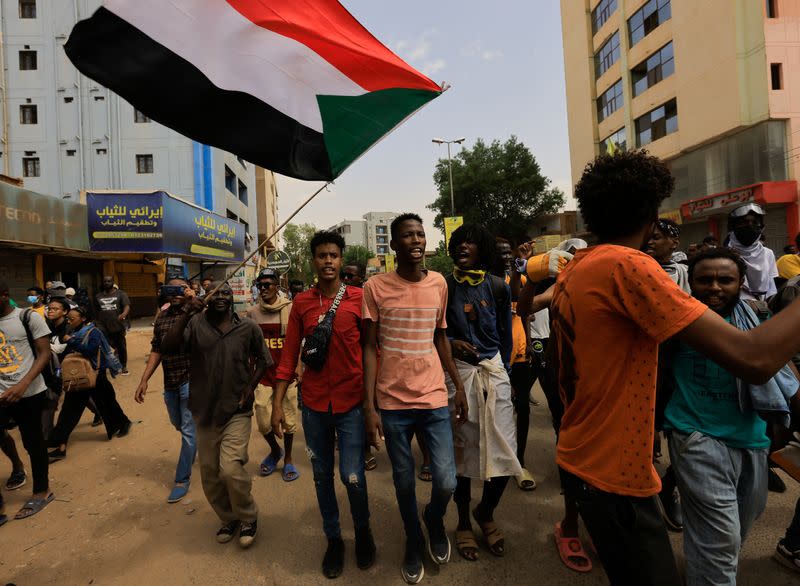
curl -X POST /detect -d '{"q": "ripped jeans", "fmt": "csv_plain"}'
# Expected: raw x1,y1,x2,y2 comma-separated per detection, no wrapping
302,405,370,539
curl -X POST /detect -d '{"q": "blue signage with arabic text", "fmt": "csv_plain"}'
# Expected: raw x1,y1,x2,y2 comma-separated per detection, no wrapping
87,191,244,261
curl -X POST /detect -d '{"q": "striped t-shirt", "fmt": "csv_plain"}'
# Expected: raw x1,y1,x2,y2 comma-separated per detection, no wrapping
362,270,449,410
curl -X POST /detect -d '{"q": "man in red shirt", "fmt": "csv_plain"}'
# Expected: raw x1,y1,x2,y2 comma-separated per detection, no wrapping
271,231,375,579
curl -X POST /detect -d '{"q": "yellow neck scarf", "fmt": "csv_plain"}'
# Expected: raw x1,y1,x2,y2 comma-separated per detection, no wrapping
453,267,487,286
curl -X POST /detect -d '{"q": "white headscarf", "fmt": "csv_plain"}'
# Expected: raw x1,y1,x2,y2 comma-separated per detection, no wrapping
727,232,778,300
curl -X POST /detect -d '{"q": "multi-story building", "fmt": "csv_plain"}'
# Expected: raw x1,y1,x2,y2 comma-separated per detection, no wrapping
328,218,368,250
328,211,400,258
561,0,800,249
0,0,260,248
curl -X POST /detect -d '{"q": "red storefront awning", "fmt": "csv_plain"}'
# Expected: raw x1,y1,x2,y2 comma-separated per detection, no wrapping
680,180,798,221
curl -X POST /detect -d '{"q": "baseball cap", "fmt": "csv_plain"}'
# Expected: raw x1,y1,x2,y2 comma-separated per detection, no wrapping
257,268,279,280
49,281,66,290
65,287,76,296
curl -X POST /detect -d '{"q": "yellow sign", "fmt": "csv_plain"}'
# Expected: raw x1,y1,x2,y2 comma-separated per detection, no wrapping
444,216,464,249
659,209,683,224
384,254,396,273
532,234,568,254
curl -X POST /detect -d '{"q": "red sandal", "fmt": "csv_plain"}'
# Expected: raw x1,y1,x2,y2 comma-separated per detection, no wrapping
554,522,592,573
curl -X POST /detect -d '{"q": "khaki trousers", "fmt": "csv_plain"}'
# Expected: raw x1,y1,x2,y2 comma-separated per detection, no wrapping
195,412,258,523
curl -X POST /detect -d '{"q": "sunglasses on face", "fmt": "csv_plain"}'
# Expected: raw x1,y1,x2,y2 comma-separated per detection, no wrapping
342,273,358,280
257,282,277,289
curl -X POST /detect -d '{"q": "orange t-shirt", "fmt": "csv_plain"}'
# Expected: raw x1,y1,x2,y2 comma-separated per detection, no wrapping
551,245,706,497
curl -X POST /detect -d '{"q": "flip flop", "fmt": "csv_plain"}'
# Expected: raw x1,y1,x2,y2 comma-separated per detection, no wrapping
554,521,592,573
516,469,537,491
282,463,300,482
455,529,479,561
259,449,284,476
14,493,54,520
417,464,432,482
365,456,377,471
472,508,505,557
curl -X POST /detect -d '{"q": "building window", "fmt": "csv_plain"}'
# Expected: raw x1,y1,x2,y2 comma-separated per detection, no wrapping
771,63,783,90
376,225,387,235
22,156,39,177
238,179,248,205
377,245,389,255
236,156,247,168
766,0,778,18
601,127,627,154
631,42,674,97
19,0,35,19
93,96,105,101
19,50,36,70
136,154,153,174
628,0,671,47
226,210,238,221
591,0,617,34
597,79,623,123
96,148,107,155
134,109,151,123
595,31,620,79
635,98,678,146
64,96,73,103
19,104,37,124
377,235,388,244
224,165,236,193
66,149,76,157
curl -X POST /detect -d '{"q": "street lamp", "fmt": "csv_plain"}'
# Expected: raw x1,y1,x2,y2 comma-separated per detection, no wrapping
432,137,466,216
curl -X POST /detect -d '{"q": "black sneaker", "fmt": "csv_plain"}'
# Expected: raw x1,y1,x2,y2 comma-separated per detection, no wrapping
91,413,103,427
239,520,257,548
216,520,241,544
769,466,787,493
322,537,345,579
116,420,132,438
48,448,67,462
422,506,451,564
401,540,425,584
355,526,376,570
658,487,683,532
774,538,800,573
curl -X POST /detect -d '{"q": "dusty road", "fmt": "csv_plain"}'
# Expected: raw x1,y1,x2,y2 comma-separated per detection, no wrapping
1,326,799,585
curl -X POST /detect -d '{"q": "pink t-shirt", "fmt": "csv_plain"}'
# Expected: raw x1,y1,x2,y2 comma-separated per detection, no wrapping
362,270,449,410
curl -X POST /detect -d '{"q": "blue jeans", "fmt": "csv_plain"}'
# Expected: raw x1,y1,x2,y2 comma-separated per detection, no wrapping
381,407,457,547
302,405,370,539
669,430,768,586
164,382,197,484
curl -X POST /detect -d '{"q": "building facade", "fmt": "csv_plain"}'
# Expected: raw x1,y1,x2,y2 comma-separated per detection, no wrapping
0,0,260,248
561,0,800,249
328,211,400,258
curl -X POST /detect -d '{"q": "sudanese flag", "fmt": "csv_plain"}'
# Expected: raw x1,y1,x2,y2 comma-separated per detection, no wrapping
65,1,443,181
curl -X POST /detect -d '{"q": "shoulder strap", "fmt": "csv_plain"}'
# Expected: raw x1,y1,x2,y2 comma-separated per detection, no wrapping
488,274,507,305
329,283,347,315
20,309,37,358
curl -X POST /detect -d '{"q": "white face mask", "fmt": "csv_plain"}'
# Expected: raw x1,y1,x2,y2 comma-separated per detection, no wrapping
27,295,39,304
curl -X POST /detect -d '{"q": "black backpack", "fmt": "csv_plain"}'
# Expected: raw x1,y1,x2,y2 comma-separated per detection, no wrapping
21,309,62,392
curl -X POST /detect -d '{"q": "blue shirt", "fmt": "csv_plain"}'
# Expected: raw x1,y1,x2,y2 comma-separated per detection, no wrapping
445,276,513,369
664,317,769,449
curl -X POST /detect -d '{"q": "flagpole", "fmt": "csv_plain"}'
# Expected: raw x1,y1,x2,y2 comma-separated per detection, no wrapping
207,181,331,297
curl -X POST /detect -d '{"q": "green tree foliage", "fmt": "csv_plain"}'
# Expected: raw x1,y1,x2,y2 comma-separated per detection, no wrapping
428,136,565,243
281,222,317,283
425,241,454,275
343,245,375,267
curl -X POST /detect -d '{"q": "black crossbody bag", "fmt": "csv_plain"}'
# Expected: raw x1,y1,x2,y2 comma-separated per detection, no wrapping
301,283,347,371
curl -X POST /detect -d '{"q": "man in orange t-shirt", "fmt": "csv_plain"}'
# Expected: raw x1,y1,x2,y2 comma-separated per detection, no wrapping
553,150,800,585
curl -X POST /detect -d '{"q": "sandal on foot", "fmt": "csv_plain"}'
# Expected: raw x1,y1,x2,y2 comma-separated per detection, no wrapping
417,465,432,482
455,529,479,561
282,463,300,482
14,493,54,520
365,456,377,471
516,469,537,491
554,522,592,573
473,508,505,557
259,449,284,476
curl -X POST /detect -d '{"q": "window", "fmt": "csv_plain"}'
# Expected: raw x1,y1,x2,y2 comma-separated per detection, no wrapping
134,110,150,123
19,0,35,19
635,98,678,146
601,127,627,154
377,245,389,255
595,31,620,78
629,0,671,47
631,42,674,97
591,0,617,34
597,79,623,122
63,97,73,103
66,149,76,157
237,155,246,168
22,157,39,177
237,179,248,205
93,96,105,101
96,148,107,155
18,50,36,70
767,0,778,18
771,63,783,90
226,210,238,221
377,235,388,244
136,154,153,174
19,104,37,124
224,165,236,193
376,225,387,234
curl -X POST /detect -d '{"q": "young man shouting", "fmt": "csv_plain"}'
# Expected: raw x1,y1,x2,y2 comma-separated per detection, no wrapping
363,213,467,584
271,231,375,579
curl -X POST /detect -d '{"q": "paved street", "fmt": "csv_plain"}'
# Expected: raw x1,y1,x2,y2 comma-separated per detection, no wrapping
1,326,798,585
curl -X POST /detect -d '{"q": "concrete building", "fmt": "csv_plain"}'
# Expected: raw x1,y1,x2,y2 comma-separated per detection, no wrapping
561,0,800,249
328,218,368,250
0,0,261,252
255,167,280,254
328,211,400,258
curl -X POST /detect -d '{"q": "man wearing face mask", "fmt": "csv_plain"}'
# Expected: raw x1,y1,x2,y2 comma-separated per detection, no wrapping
162,283,270,549
726,203,778,301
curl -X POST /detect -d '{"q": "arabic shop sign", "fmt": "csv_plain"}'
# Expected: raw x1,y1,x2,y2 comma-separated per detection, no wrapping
681,187,755,219
0,181,89,250
87,191,245,261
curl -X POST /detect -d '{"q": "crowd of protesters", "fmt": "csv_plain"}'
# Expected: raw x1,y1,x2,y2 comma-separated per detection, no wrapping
2,150,800,584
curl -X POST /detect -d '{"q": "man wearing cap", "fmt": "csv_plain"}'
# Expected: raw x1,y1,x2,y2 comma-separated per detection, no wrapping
246,268,298,482
726,203,779,301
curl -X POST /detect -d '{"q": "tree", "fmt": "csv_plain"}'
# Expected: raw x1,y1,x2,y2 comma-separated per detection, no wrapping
281,222,317,283
428,136,565,243
343,245,375,267
425,241,454,275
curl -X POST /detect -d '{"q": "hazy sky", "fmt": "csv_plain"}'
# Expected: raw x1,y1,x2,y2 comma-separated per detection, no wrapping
275,1,573,246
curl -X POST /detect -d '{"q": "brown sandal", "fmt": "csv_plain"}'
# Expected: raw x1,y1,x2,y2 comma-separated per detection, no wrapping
456,529,479,561
473,508,505,556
